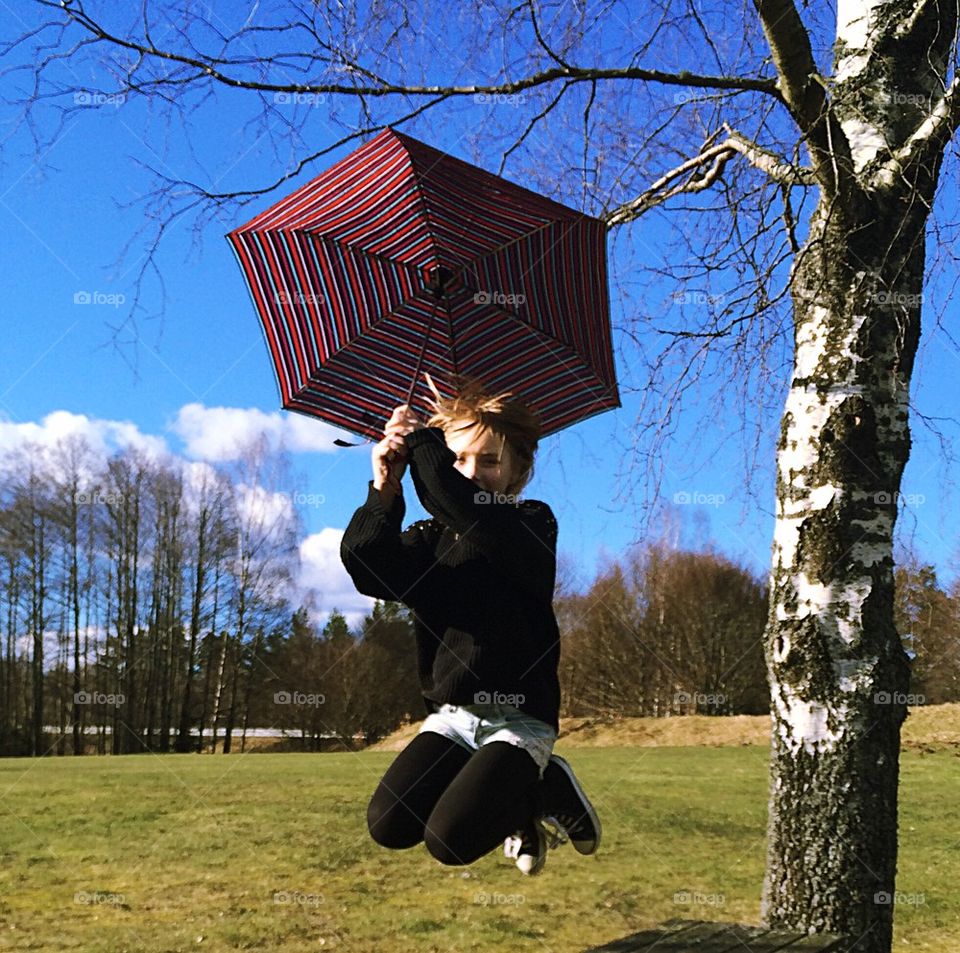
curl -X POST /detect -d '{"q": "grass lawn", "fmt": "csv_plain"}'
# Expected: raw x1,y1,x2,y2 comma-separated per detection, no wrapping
0,743,957,952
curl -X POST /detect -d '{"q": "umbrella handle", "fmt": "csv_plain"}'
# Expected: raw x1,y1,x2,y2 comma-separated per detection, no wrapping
404,294,443,408
334,275,447,449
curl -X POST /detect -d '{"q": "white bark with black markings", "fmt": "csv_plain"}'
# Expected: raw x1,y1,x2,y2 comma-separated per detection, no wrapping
758,2,956,949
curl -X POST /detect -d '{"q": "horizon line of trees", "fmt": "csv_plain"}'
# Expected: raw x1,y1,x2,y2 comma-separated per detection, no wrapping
1,438,957,758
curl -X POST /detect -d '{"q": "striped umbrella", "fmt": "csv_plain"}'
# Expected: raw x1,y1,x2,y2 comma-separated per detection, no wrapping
226,127,619,442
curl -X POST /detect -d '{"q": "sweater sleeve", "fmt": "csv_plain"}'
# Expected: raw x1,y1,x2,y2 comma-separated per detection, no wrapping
403,426,557,605
339,480,438,606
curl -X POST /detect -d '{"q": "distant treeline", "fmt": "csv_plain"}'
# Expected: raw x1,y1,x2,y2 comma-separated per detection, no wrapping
1,438,957,757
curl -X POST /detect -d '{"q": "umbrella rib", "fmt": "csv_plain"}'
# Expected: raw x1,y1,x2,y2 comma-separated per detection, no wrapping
301,229,428,280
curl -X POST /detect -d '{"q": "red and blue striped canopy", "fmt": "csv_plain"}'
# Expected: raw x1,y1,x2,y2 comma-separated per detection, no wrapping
227,128,619,440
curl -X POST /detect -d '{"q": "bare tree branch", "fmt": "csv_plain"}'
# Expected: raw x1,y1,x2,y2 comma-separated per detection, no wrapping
603,123,816,227
874,76,960,191
28,0,783,102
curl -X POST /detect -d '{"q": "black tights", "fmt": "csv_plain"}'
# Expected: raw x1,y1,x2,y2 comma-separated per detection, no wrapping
367,732,542,865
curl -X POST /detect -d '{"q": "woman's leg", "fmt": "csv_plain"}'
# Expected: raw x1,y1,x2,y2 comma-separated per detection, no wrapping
423,740,541,866
367,731,473,849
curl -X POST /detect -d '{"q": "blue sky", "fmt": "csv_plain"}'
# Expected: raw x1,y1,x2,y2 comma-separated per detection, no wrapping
2,6,959,631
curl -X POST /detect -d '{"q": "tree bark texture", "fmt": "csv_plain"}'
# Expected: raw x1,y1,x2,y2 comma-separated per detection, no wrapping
761,3,954,948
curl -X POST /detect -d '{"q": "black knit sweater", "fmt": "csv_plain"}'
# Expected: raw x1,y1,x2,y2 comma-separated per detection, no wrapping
339,426,561,732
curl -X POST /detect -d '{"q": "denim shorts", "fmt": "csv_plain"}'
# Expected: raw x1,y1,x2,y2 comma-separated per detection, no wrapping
417,702,557,777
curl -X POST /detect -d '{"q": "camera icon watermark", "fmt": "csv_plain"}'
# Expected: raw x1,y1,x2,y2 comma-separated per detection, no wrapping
74,491,124,506
274,290,324,306
273,890,324,907
273,690,326,707
473,290,525,306
473,92,526,107
474,891,525,905
273,91,328,106
672,490,725,507
878,91,932,108
672,291,725,306
74,890,125,906
871,290,923,311
74,691,125,708
873,691,924,705
673,890,725,906
873,890,925,906
473,490,519,506
73,290,126,308
73,91,125,108
873,491,925,507
473,690,525,706
675,691,726,708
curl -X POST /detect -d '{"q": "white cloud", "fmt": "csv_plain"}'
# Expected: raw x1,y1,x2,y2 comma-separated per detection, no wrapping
0,410,169,477
299,528,376,630
170,403,355,462
235,481,295,534
1,405,373,628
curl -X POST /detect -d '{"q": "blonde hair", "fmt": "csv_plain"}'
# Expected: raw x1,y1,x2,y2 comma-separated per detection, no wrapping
422,373,541,496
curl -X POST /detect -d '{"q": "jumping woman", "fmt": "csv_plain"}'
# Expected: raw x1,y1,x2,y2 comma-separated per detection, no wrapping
340,378,601,875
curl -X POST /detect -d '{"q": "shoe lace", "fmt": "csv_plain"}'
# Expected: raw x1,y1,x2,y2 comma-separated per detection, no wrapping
504,834,522,859
539,815,569,848
506,820,552,857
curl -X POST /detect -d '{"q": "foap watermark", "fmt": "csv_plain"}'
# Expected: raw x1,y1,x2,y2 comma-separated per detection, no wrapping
75,890,125,906
474,92,526,107
672,291,725,307
475,891,525,906
474,691,525,706
878,91,932,108
473,290,525,306
675,691,726,709
273,91,328,106
673,490,725,507
288,491,326,508
871,290,924,310
75,691,125,708
673,890,725,907
275,290,324,306
274,890,324,907
73,290,126,308
74,91,125,108
873,692,925,705
274,690,326,707
873,491,925,507
473,490,519,506
74,491,124,506
874,891,925,907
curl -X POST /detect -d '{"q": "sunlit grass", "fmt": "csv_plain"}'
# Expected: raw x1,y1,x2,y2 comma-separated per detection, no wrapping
0,743,955,951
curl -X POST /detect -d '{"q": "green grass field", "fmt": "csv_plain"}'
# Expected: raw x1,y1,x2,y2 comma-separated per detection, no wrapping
0,744,957,952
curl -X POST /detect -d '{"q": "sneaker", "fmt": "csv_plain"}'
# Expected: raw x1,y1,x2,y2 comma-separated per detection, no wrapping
503,818,550,875
539,754,601,855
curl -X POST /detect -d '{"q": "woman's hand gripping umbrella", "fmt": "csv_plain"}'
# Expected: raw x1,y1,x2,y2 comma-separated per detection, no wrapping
372,403,420,497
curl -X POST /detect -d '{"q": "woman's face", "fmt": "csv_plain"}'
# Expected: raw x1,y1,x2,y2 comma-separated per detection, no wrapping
445,421,518,497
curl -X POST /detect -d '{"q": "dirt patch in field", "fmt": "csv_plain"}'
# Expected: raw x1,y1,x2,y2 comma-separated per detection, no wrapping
365,702,960,752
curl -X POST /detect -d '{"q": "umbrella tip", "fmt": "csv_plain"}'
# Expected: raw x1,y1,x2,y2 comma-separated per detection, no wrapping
424,264,454,298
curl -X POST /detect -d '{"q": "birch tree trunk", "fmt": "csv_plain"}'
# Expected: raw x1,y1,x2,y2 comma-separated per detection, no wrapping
759,2,956,948
176,500,208,753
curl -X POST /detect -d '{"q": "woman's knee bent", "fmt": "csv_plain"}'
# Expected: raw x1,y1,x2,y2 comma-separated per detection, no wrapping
367,788,424,850
422,818,487,866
